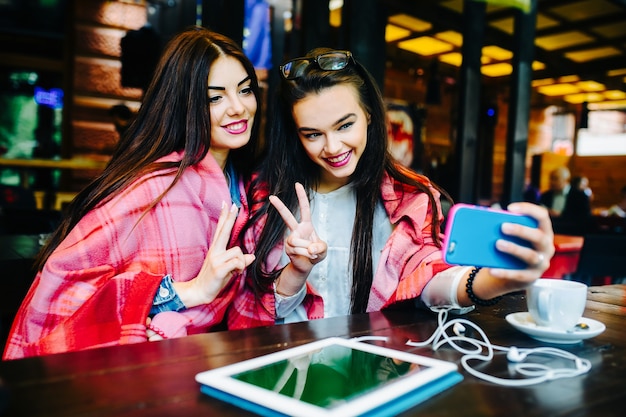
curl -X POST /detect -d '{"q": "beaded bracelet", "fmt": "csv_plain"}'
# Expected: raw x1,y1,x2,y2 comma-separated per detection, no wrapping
466,267,502,306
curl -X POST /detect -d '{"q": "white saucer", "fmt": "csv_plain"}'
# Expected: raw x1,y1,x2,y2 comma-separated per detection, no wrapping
505,312,606,344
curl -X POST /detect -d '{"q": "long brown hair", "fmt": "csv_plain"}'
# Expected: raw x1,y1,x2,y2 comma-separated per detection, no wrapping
35,27,261,271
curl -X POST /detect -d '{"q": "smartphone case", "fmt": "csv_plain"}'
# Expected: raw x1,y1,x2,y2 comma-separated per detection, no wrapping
442,204,538,269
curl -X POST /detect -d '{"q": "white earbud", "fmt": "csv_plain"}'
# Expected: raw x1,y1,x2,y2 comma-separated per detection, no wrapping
453,323,466,336
507,346,527,363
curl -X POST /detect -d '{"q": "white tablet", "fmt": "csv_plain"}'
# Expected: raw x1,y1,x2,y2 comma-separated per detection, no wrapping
195,337,462,417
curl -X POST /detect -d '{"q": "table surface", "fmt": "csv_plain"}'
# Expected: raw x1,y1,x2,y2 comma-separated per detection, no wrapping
0,286,624,417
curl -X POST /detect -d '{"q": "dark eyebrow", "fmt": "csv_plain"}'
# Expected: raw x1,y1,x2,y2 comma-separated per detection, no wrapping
297,113,356,133
207,76,252,91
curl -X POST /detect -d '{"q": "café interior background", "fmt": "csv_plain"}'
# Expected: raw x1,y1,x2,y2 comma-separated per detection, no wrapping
0,0,625,210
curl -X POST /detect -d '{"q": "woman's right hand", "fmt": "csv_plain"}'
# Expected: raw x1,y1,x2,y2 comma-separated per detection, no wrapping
269,182,327,295
173,202,255,308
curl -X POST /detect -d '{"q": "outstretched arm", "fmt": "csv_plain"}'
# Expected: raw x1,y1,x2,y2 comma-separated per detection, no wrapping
456,202,555,305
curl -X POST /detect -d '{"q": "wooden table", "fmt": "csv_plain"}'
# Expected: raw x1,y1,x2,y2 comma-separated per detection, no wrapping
0,290,624,417
587,284,626,315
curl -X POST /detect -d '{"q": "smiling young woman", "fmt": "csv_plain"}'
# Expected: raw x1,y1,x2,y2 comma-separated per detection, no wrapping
4,27,261,360
226,48,555,329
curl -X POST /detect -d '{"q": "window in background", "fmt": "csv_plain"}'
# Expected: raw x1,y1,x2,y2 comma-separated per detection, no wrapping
551,111,575,156
576,110,626,156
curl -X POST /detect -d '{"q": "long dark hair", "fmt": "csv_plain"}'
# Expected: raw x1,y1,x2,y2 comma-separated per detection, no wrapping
246,48,448,313
35,26,261,271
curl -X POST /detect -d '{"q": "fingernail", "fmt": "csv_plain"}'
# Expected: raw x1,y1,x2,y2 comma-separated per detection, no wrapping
490,268,503,277
495,239,511,250
230,203,238,212
221,201,226,209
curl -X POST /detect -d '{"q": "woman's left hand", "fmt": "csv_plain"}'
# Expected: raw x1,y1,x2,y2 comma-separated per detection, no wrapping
146,317,163,342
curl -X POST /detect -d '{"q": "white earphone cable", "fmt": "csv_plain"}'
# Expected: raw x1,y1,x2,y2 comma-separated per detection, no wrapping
404,307,592,386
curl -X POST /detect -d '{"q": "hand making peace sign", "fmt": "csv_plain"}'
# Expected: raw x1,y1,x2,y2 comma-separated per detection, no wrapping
148,202,255,341
269,183,327,289
196,202,256,301
171,202,256,309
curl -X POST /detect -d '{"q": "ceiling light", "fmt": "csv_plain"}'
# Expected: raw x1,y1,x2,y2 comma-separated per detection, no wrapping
439,52,463,67
535,13,560,30
549,0,622,21
388,14,432,32
565,46,622,63
563,92,605,104
490,13,559,36
607,68,626,77
604,90,626,100
481,63,513,77
590,21,626,39
537,83,581,96
441,0,463,13
398,36,454,56
489,17,514,35
435,31,463,47
535,31,594,51
558,75,580,83
576,81,605,92
438,52,492,67
532,78,554,87
385,24,412,42
532,61,546,70
482,45,513,60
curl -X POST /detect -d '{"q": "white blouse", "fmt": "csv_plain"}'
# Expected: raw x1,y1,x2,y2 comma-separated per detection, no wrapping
275,184,471,323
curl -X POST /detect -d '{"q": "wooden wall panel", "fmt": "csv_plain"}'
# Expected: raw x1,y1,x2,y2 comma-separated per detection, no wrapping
570,156,626,209
72,121,118,153
60,1,147,191
75,1,147,29
75,26,126,58
73,57,142,98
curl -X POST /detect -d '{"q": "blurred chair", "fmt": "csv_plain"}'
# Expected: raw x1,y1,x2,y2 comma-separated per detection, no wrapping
571,234,626,285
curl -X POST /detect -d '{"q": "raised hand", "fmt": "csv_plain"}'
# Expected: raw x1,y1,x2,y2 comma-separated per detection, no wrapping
493,202,555,282
269,183,327,295
174,202,255,308
470,202,556,301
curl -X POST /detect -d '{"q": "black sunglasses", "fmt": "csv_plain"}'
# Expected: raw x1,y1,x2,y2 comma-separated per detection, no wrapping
279,50,354,80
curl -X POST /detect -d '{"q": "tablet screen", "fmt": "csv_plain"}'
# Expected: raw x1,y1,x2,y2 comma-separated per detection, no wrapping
196,337,461,417
232,343,427,409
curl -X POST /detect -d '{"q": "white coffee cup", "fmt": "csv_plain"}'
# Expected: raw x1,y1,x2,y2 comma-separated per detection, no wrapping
526,279,588,331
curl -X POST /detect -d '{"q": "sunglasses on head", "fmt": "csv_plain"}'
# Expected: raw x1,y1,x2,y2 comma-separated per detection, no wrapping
279,50,354,80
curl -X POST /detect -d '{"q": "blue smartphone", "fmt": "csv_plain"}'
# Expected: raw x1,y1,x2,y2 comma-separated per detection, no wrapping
442,204,538,269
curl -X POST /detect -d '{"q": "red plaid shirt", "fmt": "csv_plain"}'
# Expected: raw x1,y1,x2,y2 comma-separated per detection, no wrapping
227,171,452,329
3,151,248,360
